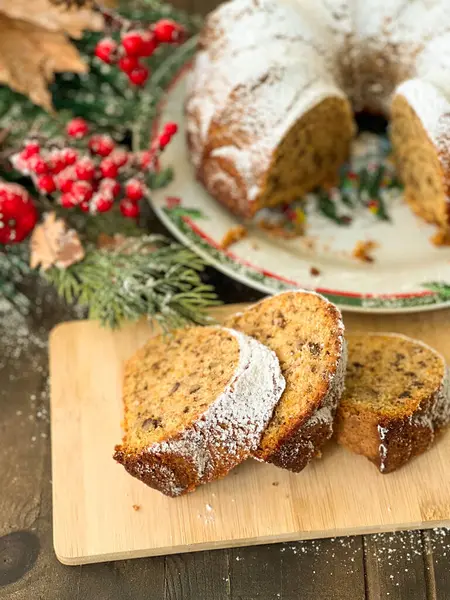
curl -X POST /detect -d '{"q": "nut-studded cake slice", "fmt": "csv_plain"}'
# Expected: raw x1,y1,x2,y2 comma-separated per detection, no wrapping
113,326,285,497
226,291,346,472
336,333,450,473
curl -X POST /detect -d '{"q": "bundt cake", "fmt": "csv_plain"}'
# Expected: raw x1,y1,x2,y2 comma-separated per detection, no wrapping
186,0,450,243
335,333,450,473
225,291,346,473
114,326,285,497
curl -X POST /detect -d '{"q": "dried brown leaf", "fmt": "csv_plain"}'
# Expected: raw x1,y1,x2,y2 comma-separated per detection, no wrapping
0,0,103,39
30,212,85,271
0,13,88,111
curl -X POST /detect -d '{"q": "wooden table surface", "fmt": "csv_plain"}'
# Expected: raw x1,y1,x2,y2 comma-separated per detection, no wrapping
2,0,450,597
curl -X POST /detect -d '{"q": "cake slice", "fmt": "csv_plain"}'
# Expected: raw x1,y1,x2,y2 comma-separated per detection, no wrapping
391,79,450,245
336,333,450,473
226,291,346,472
113,326,285,497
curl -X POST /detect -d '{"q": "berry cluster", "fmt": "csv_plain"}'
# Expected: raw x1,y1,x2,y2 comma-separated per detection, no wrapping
0,183,38,244
11,117,178,219
95,19,185,86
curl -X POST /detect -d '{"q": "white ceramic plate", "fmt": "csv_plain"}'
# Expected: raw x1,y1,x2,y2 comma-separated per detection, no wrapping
149,67,450,313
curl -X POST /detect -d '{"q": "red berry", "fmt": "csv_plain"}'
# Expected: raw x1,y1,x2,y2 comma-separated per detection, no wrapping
109,150,129,168
11,152,30,174
95,38,117,64
37,174,56,194
139,149,159,169
60,147,78,166
140,32,158,57
139,150,152,169
121,31,145,56
48,151,66,174
100,158,119,178
75,157,96,181
120,198,140,218
164,122,178,136
158,132,171,149
0,183,38,244
66,117,89,139
153,19,184,44
92,193,114,213
125,178,145,201
71,181,93,204
60,192,77,208
21,141,41,160
128,66,149,86
88,134,115,157
55,167,75,193
79,200,90,213
117,55,139,73
28,155,49,175
100,178,121,197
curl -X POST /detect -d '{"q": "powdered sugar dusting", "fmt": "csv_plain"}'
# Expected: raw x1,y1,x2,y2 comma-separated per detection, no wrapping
142,326,285,496
395,79,450,165
234,290,346,471
187,0,450,215
371,332,450,472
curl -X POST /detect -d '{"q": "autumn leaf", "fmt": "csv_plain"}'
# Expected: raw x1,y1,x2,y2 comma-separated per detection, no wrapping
30,212,85,271
0,0,103,39
0,0,104,111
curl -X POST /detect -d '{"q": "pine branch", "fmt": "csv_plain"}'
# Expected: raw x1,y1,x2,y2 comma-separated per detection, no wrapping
44,235,220,330
0,244,33,313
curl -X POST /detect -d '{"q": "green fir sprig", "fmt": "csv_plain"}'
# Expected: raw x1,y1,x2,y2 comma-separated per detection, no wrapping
0,0,211,331
0,244,32,313
44,235,220,330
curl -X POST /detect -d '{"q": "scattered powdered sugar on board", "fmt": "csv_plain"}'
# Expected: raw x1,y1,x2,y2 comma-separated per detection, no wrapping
197,503,215,524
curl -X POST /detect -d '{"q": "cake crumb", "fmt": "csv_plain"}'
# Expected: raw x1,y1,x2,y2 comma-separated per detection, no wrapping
302,236,316,251
257,218,301,239
219,225,247,249
430,230,450,246
132,504,141,511
250,241,259,250
310,266,321,277
352,240,378,263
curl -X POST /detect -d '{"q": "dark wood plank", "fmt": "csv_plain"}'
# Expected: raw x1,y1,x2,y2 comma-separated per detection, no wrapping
165,550,230,599
423,528,450,599
363,531,429,600
229,539,366,600
0,292,168,600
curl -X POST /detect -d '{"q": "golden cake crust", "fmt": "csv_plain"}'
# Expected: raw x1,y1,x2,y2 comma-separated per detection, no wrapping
226,291,346,472
336,332,450,473
186,0,450,240
114,326,285,496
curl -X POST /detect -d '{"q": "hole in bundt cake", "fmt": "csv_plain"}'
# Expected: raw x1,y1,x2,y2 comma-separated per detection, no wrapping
187,0,450,244
354,112,389,136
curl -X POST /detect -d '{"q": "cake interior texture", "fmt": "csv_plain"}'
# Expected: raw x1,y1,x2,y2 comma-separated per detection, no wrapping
342,334,444,418
187,0,450,241
256,97,354,212
391,94,450,244
337,333,447,471
227,292,343,461
120,326,239,450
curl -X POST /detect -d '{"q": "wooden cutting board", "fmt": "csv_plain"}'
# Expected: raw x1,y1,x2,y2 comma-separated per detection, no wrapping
50,304,450,565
